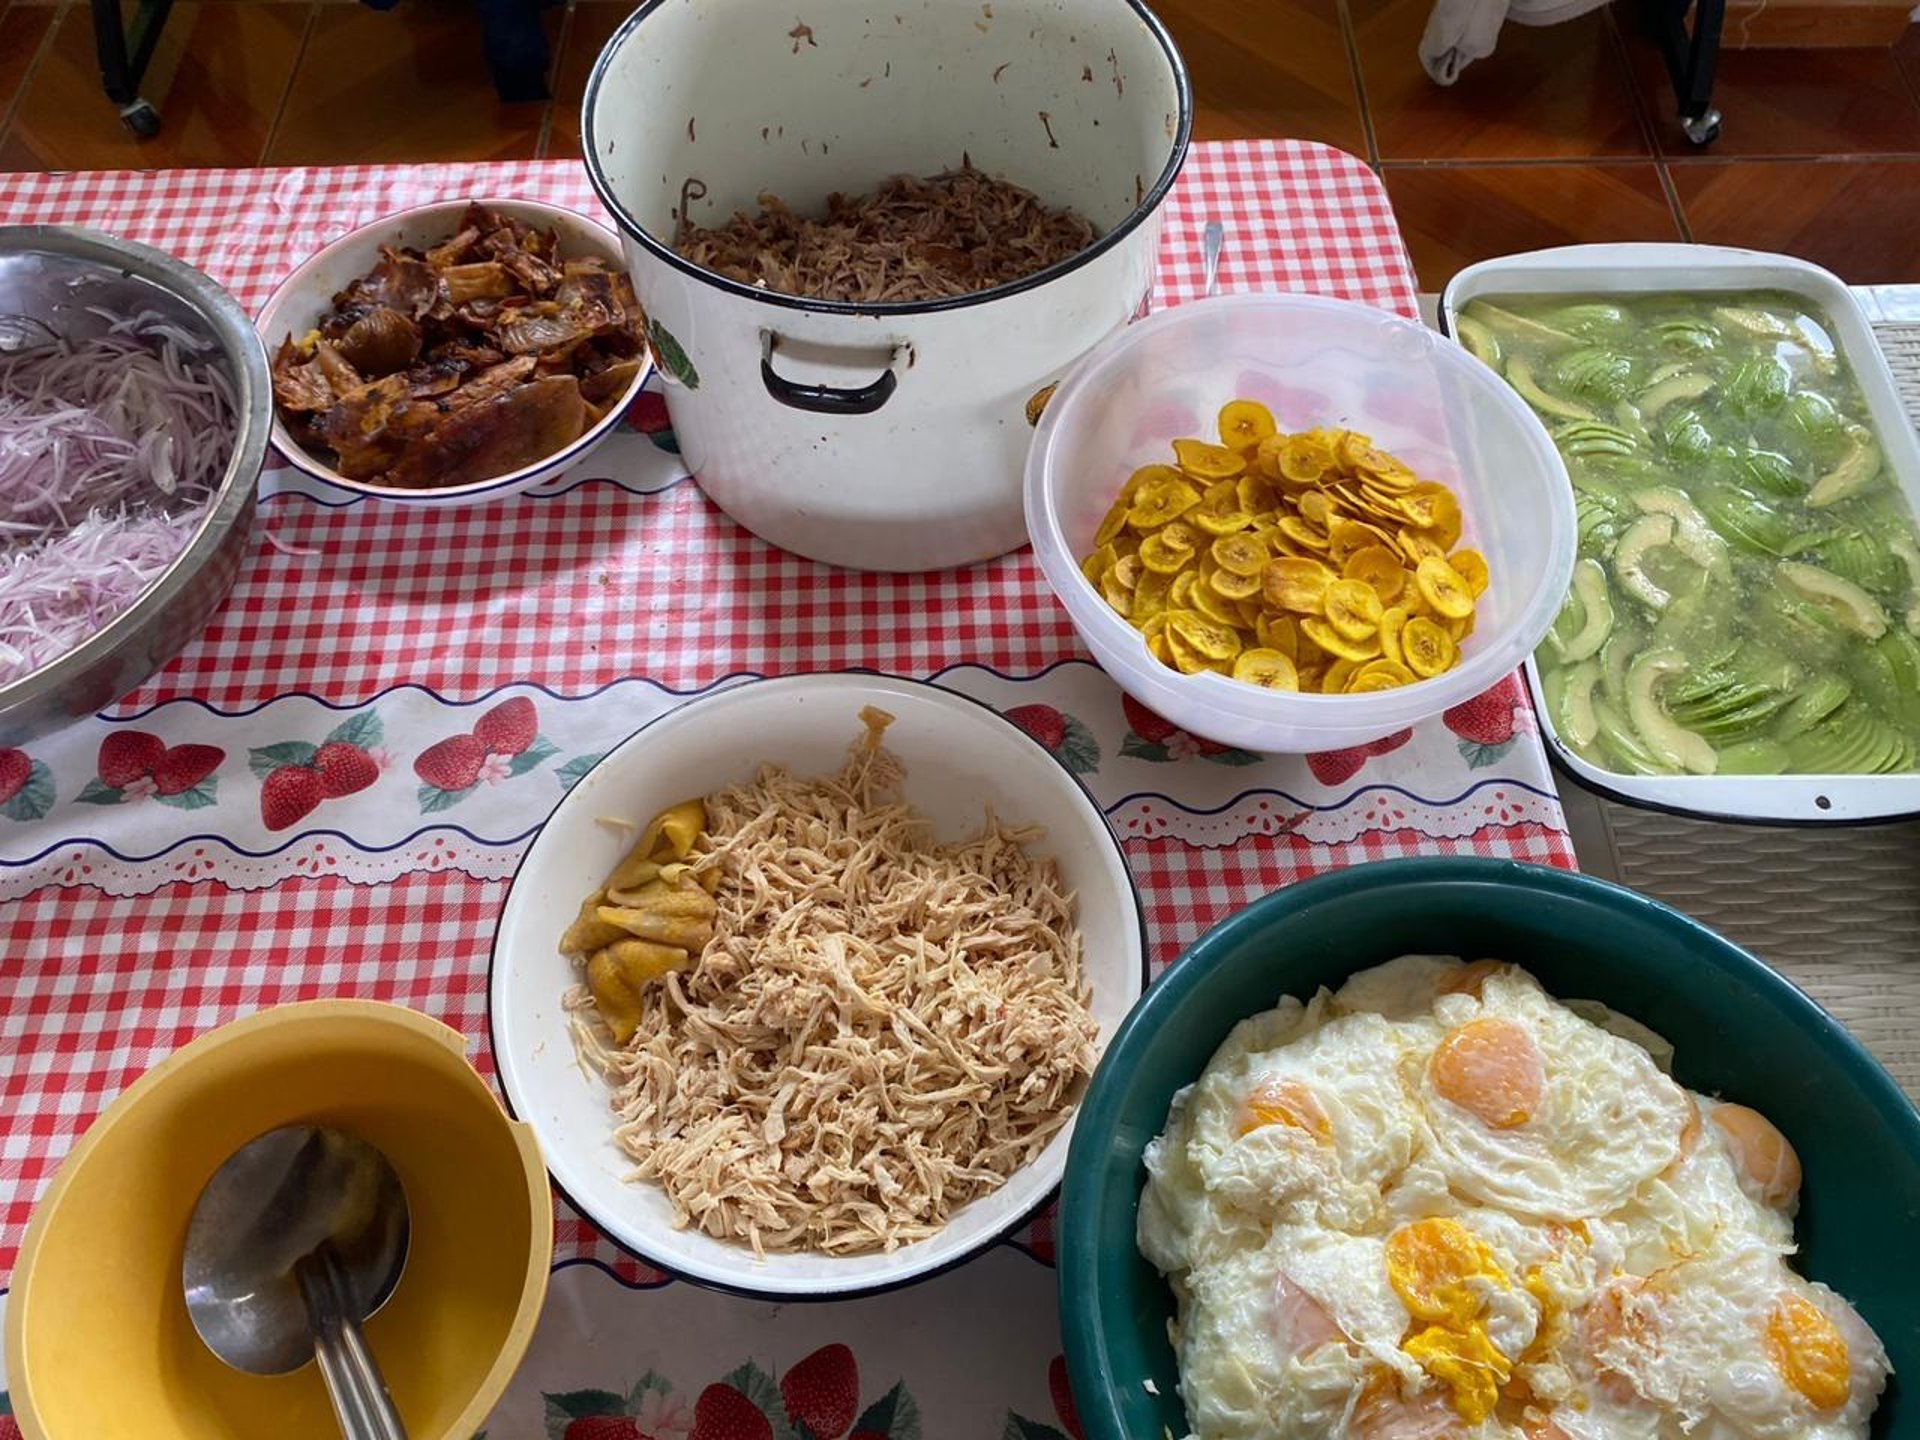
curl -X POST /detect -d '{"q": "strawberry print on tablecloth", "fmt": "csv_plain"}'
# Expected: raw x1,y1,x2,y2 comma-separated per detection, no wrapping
1118,694,1261,767
1443,672,1534,769
0,748,52,823
542,1344,920,1440
625,385,680,455
76,731,224,811
1305,728,1413,787
250,710,388,831
414,697,558,812
1001,704,1100,776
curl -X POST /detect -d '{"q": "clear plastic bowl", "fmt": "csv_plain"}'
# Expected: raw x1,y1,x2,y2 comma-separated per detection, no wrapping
1024,293,1576,754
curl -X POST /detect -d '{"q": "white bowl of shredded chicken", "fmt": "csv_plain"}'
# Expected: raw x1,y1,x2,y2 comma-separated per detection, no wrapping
489,672,1145,1296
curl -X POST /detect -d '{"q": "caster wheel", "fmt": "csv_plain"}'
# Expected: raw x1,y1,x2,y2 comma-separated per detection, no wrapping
1680,107,1722,146
119,100,161,138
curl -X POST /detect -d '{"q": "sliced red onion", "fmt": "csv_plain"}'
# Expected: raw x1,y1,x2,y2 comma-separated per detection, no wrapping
0,309,236,686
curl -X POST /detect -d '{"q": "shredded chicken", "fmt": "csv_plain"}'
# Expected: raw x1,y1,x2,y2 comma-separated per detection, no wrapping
567,710,1098,1256
676,161,1096,303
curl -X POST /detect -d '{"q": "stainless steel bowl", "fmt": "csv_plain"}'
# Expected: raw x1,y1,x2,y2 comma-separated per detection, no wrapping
0,225,271,744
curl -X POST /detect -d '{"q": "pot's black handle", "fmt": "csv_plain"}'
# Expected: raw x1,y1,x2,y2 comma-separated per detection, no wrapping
759,332,901,416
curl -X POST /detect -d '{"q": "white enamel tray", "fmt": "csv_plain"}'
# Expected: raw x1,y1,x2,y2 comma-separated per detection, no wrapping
1442,244,1920,824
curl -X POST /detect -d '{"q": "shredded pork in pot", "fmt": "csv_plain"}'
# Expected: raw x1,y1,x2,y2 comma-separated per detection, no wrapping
568,713,1098,1255
675,162,1097,303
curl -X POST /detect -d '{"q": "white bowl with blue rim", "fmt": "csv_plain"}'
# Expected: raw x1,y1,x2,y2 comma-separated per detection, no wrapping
487,671,1148,1298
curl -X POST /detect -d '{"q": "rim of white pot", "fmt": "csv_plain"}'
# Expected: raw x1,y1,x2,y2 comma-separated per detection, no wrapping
579,0,1193,318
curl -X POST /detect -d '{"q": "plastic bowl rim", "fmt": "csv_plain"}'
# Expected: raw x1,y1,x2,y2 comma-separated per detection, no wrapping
3,998,553,1440
1022,292,1576,740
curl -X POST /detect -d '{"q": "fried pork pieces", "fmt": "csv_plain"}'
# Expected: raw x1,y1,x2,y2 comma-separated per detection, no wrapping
271,203,647,489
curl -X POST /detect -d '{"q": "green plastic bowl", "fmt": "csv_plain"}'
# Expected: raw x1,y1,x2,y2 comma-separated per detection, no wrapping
1059,857,1919,1440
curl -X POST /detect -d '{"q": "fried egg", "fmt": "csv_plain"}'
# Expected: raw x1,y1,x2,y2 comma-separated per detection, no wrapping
1417,969,1695,1220
1612,1095,1796,1275
1566,1245,1889,1439
1138,956,1890,1440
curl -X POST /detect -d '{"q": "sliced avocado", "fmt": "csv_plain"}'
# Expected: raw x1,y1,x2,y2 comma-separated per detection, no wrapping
1575,491,1622,553
1778,561,1889,639
1557,660,1602,749
1661,408,1714,464
1601,627,1638,701
1808,426,1883,508
1637,372,1714,417
1558,559,1616,664
1713,304,1799,341
1507,357,1600,423
1730,449,1804,500
1888,531,1920,593
1631,487,1730,577
1787,707,1907,775
1726,358,1792,416
1454,313,1501,368
1554,420,1637,457
1655,317,1720,355
1554,348,1636,403
1716,738,1791,775
1784,390,1843,443
1547,303,1631,340
1472,303,1580,349
1876,629,1920,727
1614,513,1677,612
1817,530,1901,596
1627,651,1719,775
1695,484,1792,558
1593,696,1676,775
1774,675,1852,741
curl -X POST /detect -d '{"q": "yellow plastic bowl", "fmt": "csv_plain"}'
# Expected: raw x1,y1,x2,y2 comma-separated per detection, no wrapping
5,1001,551,1440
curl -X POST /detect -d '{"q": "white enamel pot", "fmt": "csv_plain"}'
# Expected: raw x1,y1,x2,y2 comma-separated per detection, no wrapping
583,0,1191,573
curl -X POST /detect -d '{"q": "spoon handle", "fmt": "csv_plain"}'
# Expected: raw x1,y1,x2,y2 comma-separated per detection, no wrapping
1202,221,1224,298
298,1249,410,1440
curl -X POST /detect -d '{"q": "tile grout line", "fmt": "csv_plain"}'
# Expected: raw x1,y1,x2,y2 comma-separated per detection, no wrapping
534,0,576,161
0,0,67,151
258,0,321,167
1603,5,1665,166
1654,159,1694,241
1335,0,1380,168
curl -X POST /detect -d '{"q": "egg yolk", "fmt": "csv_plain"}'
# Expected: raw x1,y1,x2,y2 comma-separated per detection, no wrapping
1710,1104,1802,1209
1385,1218,1514,1424
1429,1017,1546,1129
1767,1292,1851,1410
1236,1076,1332,1139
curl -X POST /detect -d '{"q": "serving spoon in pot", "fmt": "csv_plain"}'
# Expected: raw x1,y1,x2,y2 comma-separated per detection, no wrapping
184,1125,411,1440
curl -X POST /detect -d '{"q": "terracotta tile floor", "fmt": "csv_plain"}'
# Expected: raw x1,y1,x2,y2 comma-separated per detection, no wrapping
3,0,1919,290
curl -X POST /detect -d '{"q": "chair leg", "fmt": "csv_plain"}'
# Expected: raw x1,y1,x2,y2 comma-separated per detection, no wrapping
89,0,173,135
1649,0,1724,145
477,0,557,103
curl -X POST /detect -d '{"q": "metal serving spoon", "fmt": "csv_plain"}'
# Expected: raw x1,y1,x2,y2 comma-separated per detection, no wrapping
184,1125,412,1440
1202,220,1225,298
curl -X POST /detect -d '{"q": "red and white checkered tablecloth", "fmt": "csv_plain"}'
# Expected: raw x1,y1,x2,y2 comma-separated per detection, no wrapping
0,143,1572,1304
